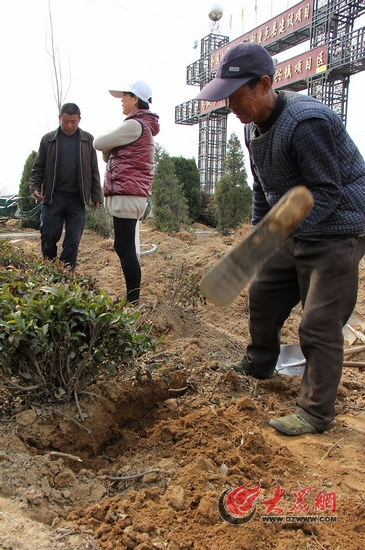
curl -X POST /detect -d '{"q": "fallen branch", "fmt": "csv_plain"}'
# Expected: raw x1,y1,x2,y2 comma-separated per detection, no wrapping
318,437,344,465
239,429,249,448
55,527,94,541
56,529,78,541
344,345,365,355
147,351,170,360
54,409,91,433
81,390,107,401
49,451,83,462
310,531,327,550
168,386,188,393
343,361,365,368
74,389,85,421
106,468,161,481
2,379,40,391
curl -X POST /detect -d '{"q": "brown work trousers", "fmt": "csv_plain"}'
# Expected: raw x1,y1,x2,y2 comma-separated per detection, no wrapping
246,236,365,431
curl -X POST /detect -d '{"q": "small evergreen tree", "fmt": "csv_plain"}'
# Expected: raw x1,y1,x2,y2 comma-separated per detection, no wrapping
154,142,168,168
171,156,202,222
18,151,40,229
199,190,219,228
152,152,189,232
215,133,252,234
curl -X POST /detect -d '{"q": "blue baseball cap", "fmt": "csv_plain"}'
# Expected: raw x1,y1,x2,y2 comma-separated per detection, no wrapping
195,42,275,101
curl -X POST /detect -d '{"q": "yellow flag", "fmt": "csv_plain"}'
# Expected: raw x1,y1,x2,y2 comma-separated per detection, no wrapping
241,7,244,22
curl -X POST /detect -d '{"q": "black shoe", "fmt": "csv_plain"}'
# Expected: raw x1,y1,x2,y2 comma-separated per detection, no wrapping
231,360,254,375
231,357,274,380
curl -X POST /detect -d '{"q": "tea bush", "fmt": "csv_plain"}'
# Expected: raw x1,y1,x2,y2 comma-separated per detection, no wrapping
0,241,155,402
166,261,206,308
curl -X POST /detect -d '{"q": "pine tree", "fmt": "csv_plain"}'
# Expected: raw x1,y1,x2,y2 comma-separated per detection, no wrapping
18,151,40,229
199,190,219,228
215,133,252,234
171,156,202,222
152,153,189,232
154,142,168,167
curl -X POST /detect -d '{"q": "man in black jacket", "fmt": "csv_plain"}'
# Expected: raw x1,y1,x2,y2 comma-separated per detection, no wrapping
30,103,102,270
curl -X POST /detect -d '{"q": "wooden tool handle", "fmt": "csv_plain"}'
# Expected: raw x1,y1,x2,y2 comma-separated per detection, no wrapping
200,186,314,307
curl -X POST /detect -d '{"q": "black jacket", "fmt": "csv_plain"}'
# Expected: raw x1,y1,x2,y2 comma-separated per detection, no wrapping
30,127,102,205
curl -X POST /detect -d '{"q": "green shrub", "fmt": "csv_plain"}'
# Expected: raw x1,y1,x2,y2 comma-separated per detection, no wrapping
0,241,155,402
152,153,190,232
85,204,113,237
215,133,252,234
171,156,202,222
19,150,41,230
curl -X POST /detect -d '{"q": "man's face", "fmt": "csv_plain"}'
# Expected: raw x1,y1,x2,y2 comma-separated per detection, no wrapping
226,81,268,125
59,113,81,136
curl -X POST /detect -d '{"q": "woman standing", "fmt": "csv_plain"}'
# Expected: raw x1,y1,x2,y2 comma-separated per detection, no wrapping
94,81,160,304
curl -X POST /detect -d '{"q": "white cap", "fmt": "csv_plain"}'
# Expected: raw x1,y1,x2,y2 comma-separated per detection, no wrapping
109,80,152,104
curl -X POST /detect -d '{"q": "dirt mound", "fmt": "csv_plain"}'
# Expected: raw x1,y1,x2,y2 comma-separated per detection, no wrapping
1,220,365,549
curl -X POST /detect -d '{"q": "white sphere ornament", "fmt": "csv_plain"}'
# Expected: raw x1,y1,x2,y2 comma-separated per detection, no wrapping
209,4,223,21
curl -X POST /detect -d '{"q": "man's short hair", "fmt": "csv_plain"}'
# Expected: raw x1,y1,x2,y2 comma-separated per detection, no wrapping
60,103,81,117
248,75,274,89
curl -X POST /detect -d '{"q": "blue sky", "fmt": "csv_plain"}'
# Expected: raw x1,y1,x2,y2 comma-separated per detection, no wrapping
1,0,364,194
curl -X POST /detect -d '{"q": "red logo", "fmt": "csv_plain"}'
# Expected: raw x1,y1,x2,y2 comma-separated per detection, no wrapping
218,481,337,525
218,481,262,524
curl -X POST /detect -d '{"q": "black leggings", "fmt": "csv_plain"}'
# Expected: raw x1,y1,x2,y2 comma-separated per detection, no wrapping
113,217,141,304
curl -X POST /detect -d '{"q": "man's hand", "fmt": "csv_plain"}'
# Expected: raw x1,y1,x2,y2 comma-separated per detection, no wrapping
91,201,101,210
31,191,44,204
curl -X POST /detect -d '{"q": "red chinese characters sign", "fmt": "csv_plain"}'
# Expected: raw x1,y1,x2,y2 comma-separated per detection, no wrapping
199,99,227,115
210,0,313,72
273,45,328,89
199,45,327,114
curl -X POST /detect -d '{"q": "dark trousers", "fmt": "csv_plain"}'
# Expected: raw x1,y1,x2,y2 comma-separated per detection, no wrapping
246,236,365,431
113,217,141,304
40,192,86,269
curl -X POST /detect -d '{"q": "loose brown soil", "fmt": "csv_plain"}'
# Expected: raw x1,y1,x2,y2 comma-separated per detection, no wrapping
1,220,365,550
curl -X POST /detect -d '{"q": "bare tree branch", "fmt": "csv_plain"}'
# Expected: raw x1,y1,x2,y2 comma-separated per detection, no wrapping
45,0,71,112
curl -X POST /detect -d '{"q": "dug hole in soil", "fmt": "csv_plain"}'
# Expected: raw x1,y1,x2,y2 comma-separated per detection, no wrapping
1,219,365,550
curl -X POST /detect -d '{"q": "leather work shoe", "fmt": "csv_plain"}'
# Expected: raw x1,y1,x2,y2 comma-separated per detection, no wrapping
269,414,317,436
231,360,274,380
231,361,253,375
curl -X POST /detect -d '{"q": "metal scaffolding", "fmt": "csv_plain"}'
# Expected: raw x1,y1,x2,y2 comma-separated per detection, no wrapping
175,33,229,194
175,0,365,192
198,110,228,193
307,0,365,125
